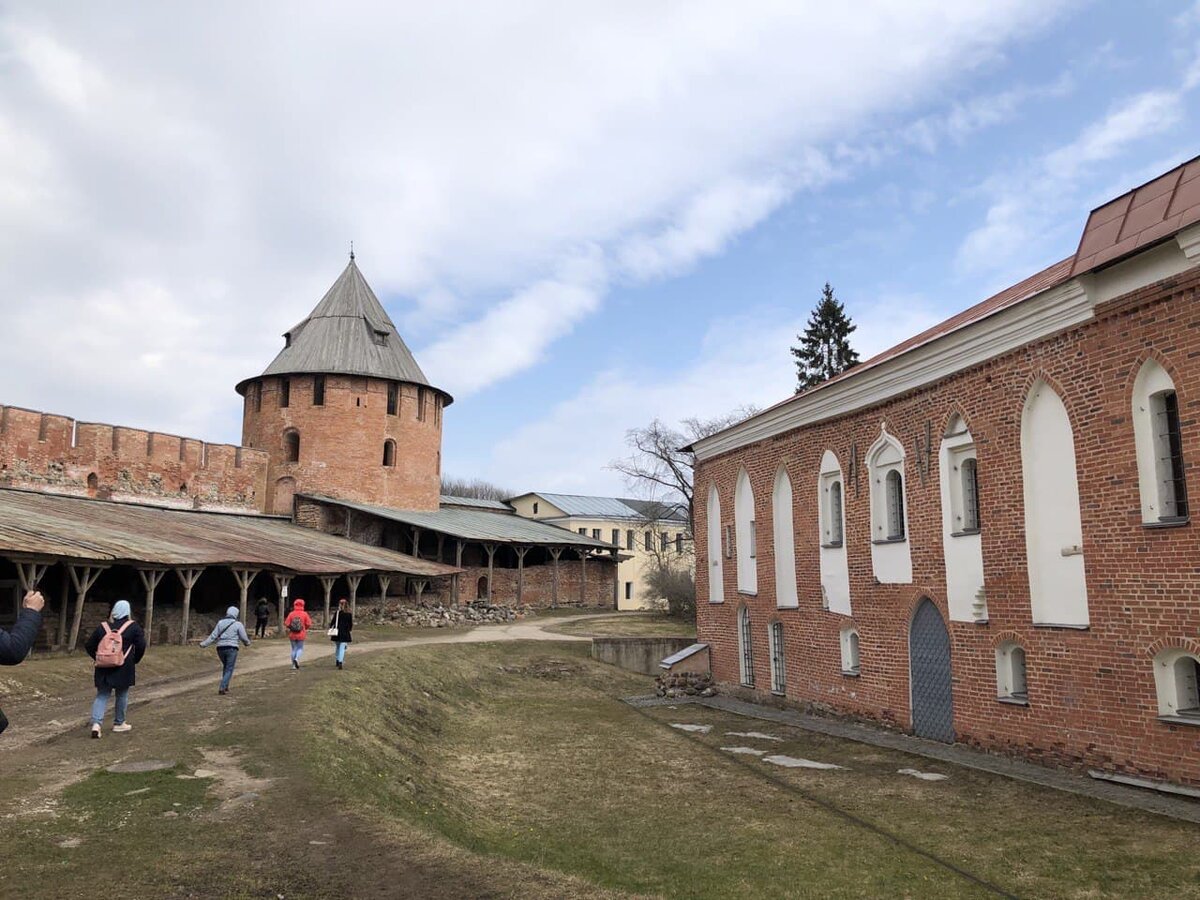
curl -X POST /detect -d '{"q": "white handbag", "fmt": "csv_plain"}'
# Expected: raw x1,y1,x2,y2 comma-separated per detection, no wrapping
327,610,340,639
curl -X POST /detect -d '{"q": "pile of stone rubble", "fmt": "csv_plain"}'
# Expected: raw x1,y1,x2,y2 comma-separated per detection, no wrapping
367,599,534,628
655,671,716,699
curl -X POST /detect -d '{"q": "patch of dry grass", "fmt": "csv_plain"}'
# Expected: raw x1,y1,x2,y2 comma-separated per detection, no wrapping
547,613,696,638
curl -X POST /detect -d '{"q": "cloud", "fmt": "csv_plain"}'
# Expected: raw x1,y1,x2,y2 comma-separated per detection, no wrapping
956,86,1189,277
480,293,944,494
0,1,1078,443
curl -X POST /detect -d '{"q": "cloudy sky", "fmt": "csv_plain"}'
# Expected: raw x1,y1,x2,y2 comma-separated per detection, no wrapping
2,1,1199,495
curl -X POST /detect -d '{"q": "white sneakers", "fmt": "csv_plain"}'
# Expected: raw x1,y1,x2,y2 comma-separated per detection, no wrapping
112,723,132,733
90,724,101,739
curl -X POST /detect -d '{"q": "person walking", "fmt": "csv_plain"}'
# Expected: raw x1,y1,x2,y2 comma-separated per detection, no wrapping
199,606,251,695
253,596,271,639
329,597,353,670
84,599,146,739
0,590,45,735
283,598,312,670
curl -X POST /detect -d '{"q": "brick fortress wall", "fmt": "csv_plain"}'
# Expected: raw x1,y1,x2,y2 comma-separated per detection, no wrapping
240,374,444,514
695,265,1200,787
0,405,268,512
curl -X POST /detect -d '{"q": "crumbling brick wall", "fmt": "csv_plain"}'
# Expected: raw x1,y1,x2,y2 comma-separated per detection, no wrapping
0,405,268,512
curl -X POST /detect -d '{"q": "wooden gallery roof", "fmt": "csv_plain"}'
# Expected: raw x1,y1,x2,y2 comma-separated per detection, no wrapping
0,488,457,577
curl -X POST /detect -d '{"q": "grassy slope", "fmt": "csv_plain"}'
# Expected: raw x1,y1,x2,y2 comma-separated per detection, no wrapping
546,613,696,638
302,643,986,899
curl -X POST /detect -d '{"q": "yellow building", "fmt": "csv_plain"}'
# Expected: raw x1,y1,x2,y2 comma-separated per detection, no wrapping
507,492,692,610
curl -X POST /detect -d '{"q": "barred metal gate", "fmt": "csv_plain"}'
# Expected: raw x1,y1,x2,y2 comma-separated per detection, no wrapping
909,599,954,743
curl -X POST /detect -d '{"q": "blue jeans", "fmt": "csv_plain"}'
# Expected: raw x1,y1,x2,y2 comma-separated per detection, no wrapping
217,646,238,691
290,639,304,664
335,642,348,664
91,687,129,726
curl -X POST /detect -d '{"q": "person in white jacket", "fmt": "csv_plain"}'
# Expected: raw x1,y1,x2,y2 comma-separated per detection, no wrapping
200,606,251,695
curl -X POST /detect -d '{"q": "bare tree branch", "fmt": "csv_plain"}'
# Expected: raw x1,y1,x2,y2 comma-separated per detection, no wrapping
440,476,517,501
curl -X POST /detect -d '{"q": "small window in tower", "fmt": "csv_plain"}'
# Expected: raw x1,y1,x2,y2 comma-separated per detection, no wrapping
373,329,388,347
284,430,300,463
254,382,262,413
387,383,399,416
313,375,325,407
280,377,290,408
417,387,427,421
383,439,396,467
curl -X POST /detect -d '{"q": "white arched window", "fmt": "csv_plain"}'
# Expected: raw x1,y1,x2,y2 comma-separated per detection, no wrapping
735,469,757,594
772,467,797,608
940,414,986,622
1132,360,1189,524
818,450,852,615
868,430,912,584
840,627,860,675
738,606,754,686
995,641,1028,702
1021,381,1088,626
706,484,724,604
1153,649,1200,719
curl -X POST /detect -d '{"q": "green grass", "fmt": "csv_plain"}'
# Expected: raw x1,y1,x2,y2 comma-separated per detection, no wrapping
301,642,990,898
546,612,696,638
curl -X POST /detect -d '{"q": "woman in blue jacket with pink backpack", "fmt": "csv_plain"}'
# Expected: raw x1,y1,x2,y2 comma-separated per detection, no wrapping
84,600,147,739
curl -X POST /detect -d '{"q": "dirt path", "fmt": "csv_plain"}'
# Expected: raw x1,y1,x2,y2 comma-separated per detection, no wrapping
0,617,595,752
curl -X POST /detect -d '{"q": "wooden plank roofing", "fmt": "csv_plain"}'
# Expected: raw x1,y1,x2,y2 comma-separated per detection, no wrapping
0,488,457,576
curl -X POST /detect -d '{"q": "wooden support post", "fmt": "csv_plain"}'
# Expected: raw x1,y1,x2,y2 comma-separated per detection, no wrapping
413,578,428,601
272,573,293,626
57,571,69,648
411,527,421,559
578,549,588,607
320,576,337,627
515,546,529,605
14,560,50,593
67,563,107,652
435,533,445,563
483,543,497,603
136,568,167,646
346,573,363,615
453,541,464,604
611,548,620,610
376,573,392,611
549,547,563,608
230,568,259,624
175,568,204,645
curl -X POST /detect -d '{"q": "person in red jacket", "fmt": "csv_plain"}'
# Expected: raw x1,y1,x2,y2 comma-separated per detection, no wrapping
283,599,312,670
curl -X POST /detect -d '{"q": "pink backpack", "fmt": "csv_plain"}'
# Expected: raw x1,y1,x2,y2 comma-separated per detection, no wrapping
95,621,132,668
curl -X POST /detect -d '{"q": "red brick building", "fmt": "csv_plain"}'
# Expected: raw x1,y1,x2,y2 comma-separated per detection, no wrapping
693,157,1200,787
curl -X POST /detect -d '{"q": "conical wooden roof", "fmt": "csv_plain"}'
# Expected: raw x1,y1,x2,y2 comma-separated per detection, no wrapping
238,259,449,402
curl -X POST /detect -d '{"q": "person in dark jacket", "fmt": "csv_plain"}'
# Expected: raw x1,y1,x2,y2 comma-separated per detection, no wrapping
84,599,147,739
0,590,45,735
253,596,271,639
329,597,353,669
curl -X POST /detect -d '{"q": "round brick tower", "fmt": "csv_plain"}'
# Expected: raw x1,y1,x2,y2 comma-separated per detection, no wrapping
236,256,451,515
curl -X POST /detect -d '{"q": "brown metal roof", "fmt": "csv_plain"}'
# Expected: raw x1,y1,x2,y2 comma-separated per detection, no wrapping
1071,155,1200,276
0,488,457,576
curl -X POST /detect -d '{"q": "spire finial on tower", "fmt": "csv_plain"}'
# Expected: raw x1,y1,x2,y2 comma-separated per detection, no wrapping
349,240,355,262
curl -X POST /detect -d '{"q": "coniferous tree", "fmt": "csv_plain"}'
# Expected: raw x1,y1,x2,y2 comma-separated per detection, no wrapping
791,282,861,393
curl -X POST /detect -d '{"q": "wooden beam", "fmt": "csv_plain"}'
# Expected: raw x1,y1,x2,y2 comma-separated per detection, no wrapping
230,568,260,624
515,546,529,605
57,570,69,649
346,573,363,615
13,559,50,593
272,572,293,626
578,548,588,606
453,541,464,604
483,543,497,603
320,575,337,627
376,573,393,611
411,527,422,559
66,563,107,652
136,568,168,646
549,546,563,609
175,567,204,645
